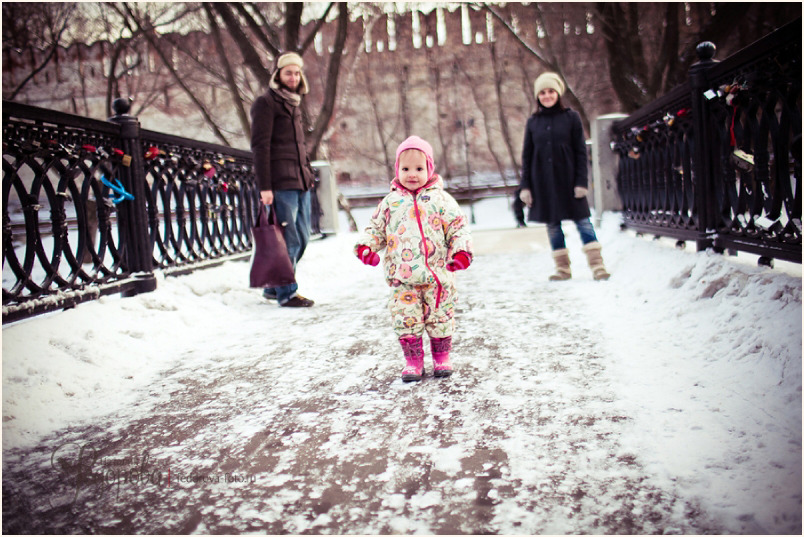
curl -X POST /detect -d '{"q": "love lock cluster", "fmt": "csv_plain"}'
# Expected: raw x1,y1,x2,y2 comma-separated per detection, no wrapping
143,146,244,194
612,107,692,160
704,78,756,173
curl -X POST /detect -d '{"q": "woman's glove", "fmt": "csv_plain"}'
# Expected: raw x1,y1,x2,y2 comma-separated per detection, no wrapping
356,245,380,266
519,189,533,207
446,251,471,272
574,186,588,199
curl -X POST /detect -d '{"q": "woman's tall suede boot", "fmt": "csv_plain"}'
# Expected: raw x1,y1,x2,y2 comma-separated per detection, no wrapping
549,248,572,281
431,336,453,377
582,242,611,280
400,335,425,382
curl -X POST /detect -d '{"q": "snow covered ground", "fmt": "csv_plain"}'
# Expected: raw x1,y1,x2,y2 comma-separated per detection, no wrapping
3,196,801,534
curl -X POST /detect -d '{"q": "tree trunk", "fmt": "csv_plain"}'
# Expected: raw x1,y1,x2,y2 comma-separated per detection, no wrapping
211,2,272,88
455,58,508,191
364,52,393,174
399,65,412,139
308,3,349,160
426,46,453,181
490,40,520,184
126,6,231,145
595,2,647,112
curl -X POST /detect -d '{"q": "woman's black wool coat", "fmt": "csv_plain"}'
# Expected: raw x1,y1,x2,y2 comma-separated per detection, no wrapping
520,107,591,224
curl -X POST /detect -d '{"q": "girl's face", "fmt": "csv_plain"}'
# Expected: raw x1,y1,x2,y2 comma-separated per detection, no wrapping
538,88,559,108
398,150,429,191
279,65,302,91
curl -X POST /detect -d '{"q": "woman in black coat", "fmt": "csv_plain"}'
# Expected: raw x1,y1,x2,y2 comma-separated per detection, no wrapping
519,72,610,281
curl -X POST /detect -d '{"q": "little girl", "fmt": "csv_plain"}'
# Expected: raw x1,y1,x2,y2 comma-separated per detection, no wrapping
355,136,473,382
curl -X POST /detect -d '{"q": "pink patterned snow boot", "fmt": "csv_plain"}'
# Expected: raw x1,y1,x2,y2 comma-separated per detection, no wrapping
400,335,425,382
431,336,453,378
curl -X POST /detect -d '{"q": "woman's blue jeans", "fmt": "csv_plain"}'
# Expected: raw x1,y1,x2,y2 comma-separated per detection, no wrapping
265,189,311,302
546,218,598,251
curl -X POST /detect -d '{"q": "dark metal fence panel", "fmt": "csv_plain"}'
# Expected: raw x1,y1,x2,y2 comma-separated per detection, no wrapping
612,84,702,241
703,22,801,261
2,102,145,322
612,19,801,263
2,100,260,323
139,129,257,274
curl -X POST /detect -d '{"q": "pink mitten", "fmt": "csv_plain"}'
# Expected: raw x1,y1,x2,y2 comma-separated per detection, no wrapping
446,251,471,272
357,246,380,266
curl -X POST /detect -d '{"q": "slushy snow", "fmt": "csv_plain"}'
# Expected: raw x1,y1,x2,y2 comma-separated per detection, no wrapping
3,197,801,534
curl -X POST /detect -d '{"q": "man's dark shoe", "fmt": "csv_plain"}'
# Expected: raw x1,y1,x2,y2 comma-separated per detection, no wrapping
263,288,277,300
280,295,314,308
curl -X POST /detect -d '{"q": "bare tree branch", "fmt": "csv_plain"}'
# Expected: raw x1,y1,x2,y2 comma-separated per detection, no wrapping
489,40,520,184
652,2,679,94
123,3,231,145
235,3,280,57
454,56,508,187
212,2,272,87
204,2,251,139
483,4,555,71
7,9,73,100
299,2,334,55
284,2,303,51
308,2,349,159
485,3,590,132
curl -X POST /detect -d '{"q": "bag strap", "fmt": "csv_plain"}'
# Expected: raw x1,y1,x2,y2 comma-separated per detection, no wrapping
256,202,278,227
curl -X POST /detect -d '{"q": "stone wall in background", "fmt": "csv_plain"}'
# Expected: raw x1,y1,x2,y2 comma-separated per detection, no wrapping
3,5,621,185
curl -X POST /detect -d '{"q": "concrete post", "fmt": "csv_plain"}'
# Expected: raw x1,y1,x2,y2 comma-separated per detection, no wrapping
311,161,340,235
591,113,627,226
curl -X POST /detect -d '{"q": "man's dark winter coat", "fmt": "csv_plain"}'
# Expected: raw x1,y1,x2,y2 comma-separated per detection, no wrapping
520,107,591,223
250,89,314,193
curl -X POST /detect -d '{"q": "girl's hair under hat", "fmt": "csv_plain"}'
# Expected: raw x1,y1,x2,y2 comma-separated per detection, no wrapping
395,136,435,180
533,72,565,98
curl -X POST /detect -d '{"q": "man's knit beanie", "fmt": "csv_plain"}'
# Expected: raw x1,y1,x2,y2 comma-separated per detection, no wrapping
277,52,304,70
395,136,435,180
533,72,565,98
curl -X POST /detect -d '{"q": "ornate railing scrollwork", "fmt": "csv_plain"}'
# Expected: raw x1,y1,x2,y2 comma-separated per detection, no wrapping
2,100,261,323
612,19,801,264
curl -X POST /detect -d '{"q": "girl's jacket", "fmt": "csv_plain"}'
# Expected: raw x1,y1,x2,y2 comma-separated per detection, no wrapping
355,175,473,297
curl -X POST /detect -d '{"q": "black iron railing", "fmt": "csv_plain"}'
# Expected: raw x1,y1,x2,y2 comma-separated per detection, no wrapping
2,98,258,323
140,129,258,274
612,19,801,264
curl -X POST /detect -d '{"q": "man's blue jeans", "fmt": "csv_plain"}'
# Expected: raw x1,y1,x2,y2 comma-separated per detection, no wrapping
546,218,598,251
265,189,311,303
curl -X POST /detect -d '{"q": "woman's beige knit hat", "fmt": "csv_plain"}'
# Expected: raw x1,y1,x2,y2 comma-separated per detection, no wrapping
533,72,565,98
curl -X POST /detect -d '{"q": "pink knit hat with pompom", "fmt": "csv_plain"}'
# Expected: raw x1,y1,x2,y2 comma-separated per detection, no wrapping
395,136,435,180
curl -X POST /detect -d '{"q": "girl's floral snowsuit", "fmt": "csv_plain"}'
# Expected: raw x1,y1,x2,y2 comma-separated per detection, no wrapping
355,175,473,339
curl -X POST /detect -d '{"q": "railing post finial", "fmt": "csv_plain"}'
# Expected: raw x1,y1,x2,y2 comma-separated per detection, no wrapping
695,41,717,63
111,97,133,117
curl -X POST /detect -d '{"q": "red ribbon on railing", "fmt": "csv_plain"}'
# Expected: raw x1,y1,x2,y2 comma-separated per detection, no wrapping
729,103,738,147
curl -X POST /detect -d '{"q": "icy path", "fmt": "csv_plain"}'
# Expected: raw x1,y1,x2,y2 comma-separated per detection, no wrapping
4,233,723,534
3,211,800,534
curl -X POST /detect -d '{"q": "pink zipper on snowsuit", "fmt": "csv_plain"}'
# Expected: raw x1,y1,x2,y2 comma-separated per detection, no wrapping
410,183,444,309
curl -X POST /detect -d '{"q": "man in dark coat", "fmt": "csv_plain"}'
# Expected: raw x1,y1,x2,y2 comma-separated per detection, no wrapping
251,52,316,307
519,72,611,281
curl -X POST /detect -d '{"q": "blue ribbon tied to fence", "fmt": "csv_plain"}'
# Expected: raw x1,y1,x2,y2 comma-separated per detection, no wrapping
101,175,135,204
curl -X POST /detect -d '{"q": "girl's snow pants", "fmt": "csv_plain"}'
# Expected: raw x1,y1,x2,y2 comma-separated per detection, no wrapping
388,282,456,339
